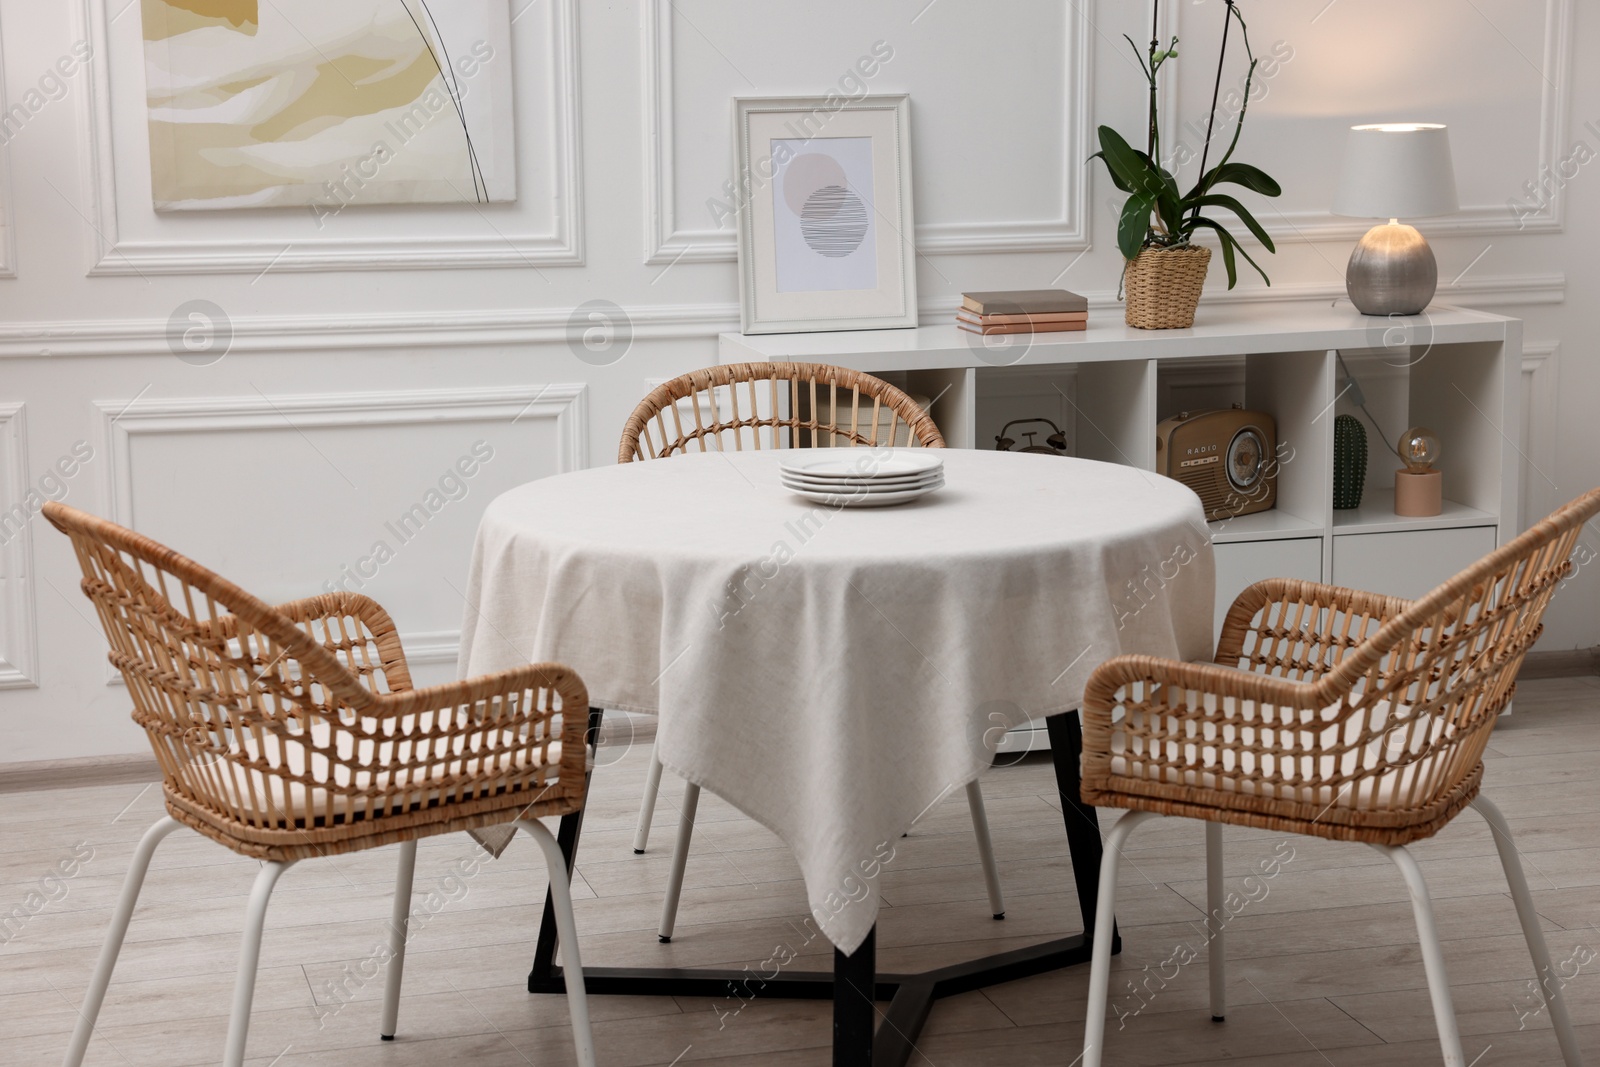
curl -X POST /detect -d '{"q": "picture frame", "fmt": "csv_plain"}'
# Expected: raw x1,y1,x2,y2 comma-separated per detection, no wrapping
139,0,518,212
732,95,917,335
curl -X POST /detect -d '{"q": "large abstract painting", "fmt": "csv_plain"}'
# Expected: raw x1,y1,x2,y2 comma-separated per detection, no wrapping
141,0,516,212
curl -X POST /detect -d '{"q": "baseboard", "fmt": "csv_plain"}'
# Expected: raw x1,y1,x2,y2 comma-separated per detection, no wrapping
0,752,161,794
1517,647,1600,680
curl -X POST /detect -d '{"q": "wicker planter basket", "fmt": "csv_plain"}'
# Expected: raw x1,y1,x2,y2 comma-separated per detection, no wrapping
1124,245,1212,329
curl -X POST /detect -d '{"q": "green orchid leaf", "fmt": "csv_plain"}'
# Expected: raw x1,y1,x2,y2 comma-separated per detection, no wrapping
1096,126,1165,198
1119,193,1157,260
1156,170,1184,235
1194,193,1276,253
1207,162,1281,197
1216,228,1239,288
1088,151,1133,194
1188,218,1240,289
1190,217,1271,288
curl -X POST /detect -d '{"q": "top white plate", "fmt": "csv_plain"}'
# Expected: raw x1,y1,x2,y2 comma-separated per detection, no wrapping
778,449,944,480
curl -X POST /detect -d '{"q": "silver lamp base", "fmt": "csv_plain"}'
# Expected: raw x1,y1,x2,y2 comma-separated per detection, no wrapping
1346,221,1437,316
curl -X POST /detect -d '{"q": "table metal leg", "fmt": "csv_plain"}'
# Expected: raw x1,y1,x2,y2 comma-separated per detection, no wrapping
833,926,877,1067
530,707,605,985
1046,711,1119,952
529,707,1118,1065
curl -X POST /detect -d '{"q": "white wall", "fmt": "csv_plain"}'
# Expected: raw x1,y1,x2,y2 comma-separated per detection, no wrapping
1,0,1594,762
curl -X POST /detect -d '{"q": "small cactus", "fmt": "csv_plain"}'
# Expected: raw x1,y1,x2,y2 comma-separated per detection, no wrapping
1333,414,1367,510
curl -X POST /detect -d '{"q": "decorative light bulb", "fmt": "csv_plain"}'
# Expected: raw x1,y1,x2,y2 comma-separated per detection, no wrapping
1398,427,1440,472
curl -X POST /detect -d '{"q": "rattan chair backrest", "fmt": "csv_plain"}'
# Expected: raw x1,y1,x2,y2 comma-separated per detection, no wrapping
618,361,944,462
1213,488,1600,815
42,502,576,844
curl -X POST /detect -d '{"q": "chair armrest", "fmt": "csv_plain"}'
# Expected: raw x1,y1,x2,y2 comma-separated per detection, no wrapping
202,592,415,695
375,662,592,791
1215,577,1411,677
1080,653,1320,795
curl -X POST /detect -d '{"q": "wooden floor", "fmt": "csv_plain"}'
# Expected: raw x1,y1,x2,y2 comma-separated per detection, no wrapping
6,677,1600,1066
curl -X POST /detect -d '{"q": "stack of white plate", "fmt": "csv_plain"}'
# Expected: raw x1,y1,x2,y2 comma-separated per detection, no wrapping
779,449,944,508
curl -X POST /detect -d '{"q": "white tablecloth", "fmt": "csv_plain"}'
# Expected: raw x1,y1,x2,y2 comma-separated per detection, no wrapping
458,449,1214,953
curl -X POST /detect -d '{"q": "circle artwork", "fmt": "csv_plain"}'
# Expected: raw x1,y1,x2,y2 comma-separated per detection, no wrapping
781,153,848,214
800,185,869,258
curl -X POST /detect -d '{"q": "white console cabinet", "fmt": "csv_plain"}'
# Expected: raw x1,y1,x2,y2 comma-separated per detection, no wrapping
720,302,1522,752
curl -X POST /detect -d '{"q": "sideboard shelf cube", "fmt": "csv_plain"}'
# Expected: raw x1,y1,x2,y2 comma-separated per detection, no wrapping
720,301,1522,753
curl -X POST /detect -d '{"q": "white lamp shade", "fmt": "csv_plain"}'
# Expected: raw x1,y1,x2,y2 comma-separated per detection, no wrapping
1332,124,1459,219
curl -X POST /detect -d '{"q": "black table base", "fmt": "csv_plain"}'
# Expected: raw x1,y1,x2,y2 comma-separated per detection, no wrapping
528,709,1119,1067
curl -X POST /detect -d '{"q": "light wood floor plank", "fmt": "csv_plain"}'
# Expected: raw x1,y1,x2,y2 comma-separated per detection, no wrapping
4,677,1599,1063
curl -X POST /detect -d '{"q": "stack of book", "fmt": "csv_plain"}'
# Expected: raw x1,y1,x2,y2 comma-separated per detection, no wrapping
956,289,1089,335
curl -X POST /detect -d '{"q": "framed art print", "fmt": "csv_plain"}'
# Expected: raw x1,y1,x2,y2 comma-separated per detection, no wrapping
140,0,518,211
733,95,917,334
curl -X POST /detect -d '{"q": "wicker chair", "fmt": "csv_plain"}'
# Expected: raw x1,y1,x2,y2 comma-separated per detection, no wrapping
617,362,1006,940
44,502,597,1067
618,360,946,461
1078,487,1600,1067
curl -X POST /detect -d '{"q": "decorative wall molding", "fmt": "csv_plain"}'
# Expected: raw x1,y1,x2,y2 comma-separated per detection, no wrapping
397,630,464,667
93,385,589,523
74,0,584,274
92,385,586,683
641,0,1093,264
0,1,17,280
0,403,40,689
1243,0,1575,242
0,303,745,358
0,274,1565,360
1194,273,1569,309
1521,341,1560,528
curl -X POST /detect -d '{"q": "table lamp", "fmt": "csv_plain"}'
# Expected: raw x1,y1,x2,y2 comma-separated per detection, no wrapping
1332,123,1459,316
1394,426,1442,517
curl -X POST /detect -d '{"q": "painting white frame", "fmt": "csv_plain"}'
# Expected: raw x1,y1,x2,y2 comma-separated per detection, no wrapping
734,95,916,335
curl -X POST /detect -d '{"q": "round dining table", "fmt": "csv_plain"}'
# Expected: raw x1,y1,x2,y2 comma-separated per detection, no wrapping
457,447,1215,1065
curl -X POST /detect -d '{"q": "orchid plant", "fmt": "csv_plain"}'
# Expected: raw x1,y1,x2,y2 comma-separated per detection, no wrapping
1090,0,1281,288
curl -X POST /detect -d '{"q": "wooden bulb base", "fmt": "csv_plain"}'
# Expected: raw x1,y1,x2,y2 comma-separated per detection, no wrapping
1395,469,1442,517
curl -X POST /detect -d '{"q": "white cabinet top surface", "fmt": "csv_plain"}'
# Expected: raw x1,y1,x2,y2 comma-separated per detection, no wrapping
719,301,1513,371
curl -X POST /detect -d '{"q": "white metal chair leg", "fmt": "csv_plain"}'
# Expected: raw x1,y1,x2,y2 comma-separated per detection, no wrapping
657,782,700,942
633,739,666,854
515,819,596,1067
1371,843,1464,1067
222,859,295,1067
1205,821,1226,1022
964,780,1006,919
1472,794,1585,1065
62,815,182,1067
380,839,418,1041
1082,810,1160,1067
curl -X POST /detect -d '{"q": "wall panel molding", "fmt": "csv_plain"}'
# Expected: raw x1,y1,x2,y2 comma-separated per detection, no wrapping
91,385,586,682
0,1,17,279
641,0,1093,264
0,403,40,689
1164,0,1574,241
74,0,584,274
93,386,589,524
0,274,1564,360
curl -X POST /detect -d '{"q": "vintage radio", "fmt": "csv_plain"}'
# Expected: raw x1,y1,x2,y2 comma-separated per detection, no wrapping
1155,407,1278,521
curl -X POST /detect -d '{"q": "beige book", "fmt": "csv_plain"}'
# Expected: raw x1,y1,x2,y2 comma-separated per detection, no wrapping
960,289,1089,315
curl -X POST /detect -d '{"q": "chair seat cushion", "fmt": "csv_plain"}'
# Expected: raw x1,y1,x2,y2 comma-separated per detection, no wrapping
193,707,563,824
1107,691,1452,812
